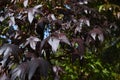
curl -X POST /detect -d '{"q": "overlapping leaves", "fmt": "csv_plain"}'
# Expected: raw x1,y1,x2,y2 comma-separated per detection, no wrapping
25,36,40,50
40,32,71,52
10,58,50,80
0,0,120,80
0,44,22,67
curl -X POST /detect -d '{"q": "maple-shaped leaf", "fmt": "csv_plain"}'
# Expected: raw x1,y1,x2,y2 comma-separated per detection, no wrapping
75,17,90,34
25,36,40,50
10,62,28,80
28,5,42,23
71,38,85,62
89,27,104,42
28,9,34,24
42,32,71,52
10,58,50,80
58,33,71,45
0,44,22,67
48,37,60,52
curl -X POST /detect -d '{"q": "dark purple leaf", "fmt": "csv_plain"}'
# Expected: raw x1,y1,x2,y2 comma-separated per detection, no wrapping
89,27,104,42
28,5,42,23
39,32,70,52
0,44,22,67
10,58,49,80
25,36,40,50
49,32,70,52
48,37,60,52
10,62,28,80
59,33,71,45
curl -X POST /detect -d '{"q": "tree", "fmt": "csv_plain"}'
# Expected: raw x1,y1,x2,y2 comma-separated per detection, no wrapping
0,0,120,80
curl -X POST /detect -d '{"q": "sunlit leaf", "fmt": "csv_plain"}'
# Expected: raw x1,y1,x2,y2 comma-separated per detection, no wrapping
40,32,70,52
28,9,34,23
48,37,60,52
89,27,104,42
11,62,28,80
27,4,42,23
23,0,28,7
25,36,40,50
99,5,104,12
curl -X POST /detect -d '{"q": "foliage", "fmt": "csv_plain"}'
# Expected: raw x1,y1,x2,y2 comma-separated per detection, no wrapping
0,0,120,80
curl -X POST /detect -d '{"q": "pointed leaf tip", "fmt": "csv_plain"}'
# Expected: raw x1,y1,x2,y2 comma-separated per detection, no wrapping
28,9,34,23
48,37,60,52
23,0,28,7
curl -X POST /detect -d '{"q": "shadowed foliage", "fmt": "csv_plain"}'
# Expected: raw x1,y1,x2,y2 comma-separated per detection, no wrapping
0,0,120,80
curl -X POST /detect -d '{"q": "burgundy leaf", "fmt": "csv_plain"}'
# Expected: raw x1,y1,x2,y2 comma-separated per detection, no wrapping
11,62,28,80
0,44,22,67
79,17,90,27
28,58,49,79
48,32,70,52
10,58,49,80
48,37,60,52
28,5,42,23
40,32,70,52
58,33,71,45
89,27,104,42
40,36,49,49
25,36,40,50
